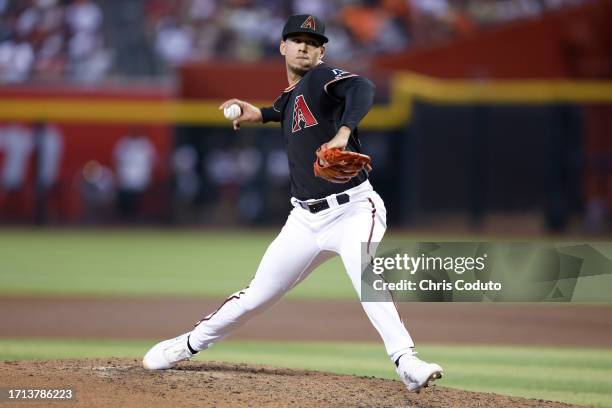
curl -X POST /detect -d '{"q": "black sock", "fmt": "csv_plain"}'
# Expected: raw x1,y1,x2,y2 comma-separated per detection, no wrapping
186,335,199,355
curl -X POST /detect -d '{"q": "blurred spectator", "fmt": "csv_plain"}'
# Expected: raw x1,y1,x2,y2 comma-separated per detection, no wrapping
172,144,199,202
79,159,115,223
0,123,33,191
0,35,34,82
0,0,110,83
113,132,157,220
65,0,102,34
0,0,589,82
65,0,110,82
154,17,194,66
291,0,333,20
67,30,111,82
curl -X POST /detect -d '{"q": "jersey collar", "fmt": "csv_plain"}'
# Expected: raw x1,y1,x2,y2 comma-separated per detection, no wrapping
283,82,298,93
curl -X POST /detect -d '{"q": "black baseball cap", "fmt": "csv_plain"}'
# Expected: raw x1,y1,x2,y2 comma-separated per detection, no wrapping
282,14,328,44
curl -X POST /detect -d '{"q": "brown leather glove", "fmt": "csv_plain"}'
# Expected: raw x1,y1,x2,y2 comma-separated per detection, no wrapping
313,145,372,184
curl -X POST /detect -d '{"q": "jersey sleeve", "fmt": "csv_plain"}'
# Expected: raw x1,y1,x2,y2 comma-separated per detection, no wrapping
261,106,281,123
311,64,359,96
260,92,291,124
328,76,375,131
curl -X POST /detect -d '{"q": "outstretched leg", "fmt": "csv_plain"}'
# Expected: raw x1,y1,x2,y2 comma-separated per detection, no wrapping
143,210,330,369
188,227,333,351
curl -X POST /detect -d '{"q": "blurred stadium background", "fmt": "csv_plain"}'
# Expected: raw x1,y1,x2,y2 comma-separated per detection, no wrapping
0,0,610,233
1,0,612,406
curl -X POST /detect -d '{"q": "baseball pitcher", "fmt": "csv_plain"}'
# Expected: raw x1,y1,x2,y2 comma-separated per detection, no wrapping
143,14,443,393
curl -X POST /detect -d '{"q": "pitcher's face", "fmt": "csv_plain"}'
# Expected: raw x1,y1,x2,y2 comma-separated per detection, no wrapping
280,34,325,76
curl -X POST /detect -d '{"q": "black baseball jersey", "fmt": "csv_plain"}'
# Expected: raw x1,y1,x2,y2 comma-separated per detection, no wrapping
262,63,373,201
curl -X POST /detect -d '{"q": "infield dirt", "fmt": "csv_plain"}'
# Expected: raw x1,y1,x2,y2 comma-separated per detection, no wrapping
1,358,580,408
2,298,610,407
2,297,611,346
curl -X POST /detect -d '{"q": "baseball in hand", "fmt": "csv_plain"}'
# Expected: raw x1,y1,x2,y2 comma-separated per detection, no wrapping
223,104,242,120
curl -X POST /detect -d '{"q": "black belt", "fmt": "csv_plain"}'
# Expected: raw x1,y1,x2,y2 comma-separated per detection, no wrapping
297,193,350,214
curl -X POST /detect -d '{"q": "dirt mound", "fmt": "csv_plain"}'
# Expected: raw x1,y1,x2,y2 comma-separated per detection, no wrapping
0,358,579,408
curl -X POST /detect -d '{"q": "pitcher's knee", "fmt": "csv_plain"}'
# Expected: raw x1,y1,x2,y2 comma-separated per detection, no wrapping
240,292,278,314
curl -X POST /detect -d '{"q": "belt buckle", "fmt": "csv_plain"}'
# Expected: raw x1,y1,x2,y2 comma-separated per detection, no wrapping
300,194,350,214
307,199,328,213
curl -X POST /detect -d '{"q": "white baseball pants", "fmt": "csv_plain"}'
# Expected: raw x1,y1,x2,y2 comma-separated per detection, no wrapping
189,180,415,363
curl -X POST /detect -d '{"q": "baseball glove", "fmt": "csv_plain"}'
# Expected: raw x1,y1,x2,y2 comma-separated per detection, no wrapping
313,145,372,183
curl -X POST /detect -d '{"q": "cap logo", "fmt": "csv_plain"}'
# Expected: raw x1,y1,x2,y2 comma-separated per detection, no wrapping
300,16,316,30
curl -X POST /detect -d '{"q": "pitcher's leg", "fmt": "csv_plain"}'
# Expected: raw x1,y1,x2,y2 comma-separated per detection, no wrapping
335,195,415,363
189,214,322,351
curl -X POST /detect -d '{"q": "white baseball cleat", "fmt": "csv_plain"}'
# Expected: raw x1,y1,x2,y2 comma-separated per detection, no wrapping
396,353,444,393
142,332,195,370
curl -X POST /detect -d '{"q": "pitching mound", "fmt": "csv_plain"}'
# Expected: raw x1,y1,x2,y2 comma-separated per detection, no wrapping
1,358,577,407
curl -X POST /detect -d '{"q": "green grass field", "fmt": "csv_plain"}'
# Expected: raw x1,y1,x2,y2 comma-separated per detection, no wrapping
1,229,612,407
1,229,610,300
1,339,612,407
0,229,353,298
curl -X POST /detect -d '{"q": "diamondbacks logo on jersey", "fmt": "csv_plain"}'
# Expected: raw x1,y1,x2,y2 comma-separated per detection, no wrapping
292,94,318,133
331,69,350,78
301,16,316,30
